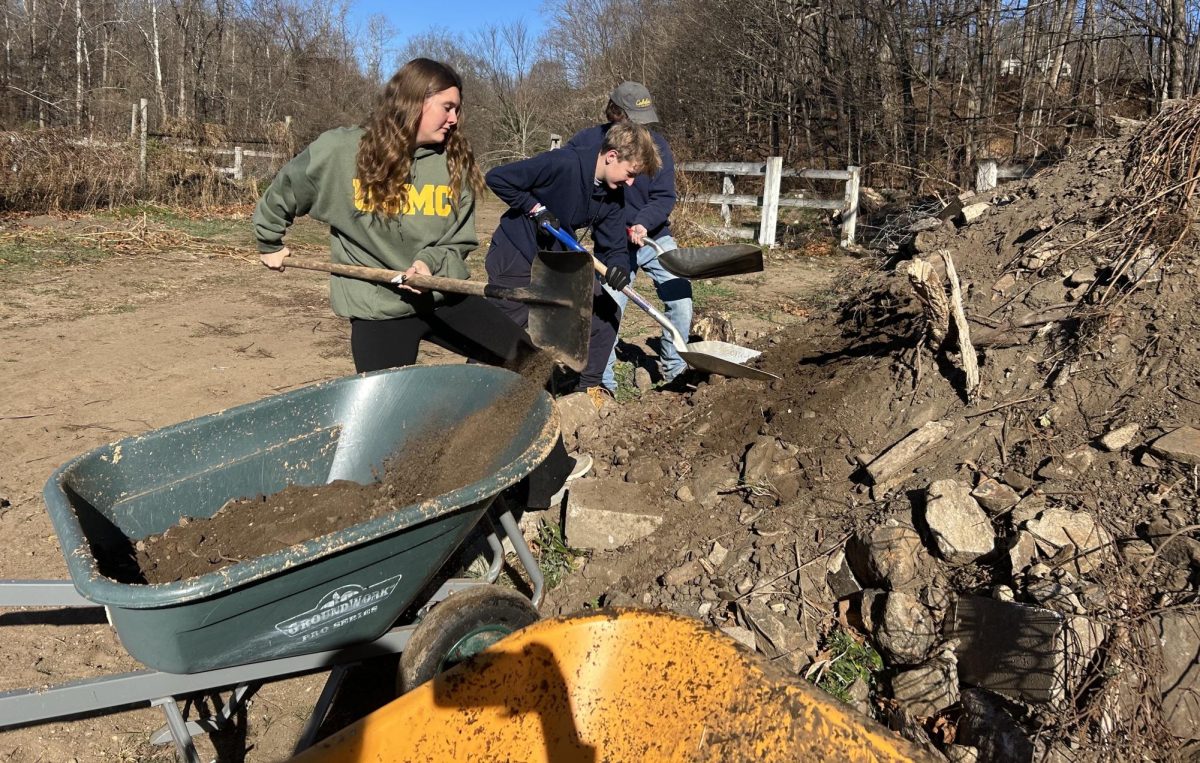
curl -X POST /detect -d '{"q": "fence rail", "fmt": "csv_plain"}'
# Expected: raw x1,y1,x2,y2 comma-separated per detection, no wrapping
679,159,860,248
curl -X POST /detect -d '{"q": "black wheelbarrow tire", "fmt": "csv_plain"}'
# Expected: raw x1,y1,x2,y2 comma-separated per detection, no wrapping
398,585,540,694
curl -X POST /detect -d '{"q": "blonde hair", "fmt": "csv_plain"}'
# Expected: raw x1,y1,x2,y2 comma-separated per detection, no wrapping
356,58,486,213
602,121,662,177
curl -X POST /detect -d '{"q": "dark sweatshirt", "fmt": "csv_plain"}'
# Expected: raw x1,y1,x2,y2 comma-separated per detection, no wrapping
252,126,476,320
566,123,675,241
484,143,629,271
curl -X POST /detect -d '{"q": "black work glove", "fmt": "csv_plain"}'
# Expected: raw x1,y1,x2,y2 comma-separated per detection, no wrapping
604,264,631,291
529,204,559,231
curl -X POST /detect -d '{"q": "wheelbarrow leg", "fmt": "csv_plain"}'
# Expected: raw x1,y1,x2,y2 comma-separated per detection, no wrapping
482,515,506,584
149,683,258,749
292,664,350,754
493,501,545,608
151,697,203,763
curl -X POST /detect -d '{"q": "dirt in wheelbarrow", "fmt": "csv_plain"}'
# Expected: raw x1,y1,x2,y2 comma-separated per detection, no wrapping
129,352,558,584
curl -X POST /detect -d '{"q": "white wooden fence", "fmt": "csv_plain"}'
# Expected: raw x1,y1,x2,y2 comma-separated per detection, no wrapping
679,159,861,248
131,98,288,183
975,160,1034,192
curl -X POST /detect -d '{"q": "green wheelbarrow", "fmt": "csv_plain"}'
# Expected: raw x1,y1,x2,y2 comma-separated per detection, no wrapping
0,365,559,762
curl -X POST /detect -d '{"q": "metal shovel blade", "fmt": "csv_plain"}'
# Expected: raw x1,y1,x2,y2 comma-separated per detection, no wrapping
525,250,594,372
647,237,764,280
681,341,779,381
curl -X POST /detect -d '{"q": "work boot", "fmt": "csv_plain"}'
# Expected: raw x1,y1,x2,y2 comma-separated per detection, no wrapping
549,452,593,506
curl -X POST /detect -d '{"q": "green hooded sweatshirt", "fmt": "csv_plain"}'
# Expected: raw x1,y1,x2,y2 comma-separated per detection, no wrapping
252,126,476,320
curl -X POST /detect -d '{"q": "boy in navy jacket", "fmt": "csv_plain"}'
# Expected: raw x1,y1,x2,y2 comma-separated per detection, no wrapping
485,121,661,396
567,81,690,390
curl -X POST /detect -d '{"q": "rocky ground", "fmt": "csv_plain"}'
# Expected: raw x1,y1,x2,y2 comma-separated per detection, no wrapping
536,101,1200,761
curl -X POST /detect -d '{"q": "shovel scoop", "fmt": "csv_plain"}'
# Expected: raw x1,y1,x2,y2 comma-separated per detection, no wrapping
644,236,764,279
282,251,594,371
541,223,779,382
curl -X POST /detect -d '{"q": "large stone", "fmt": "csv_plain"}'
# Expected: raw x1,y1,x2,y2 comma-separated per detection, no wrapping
1151,426,1200,466
874,591,937,665
848,522,934,592
1036,448,1095,481
554,392,599,439
971,478,1021,514
741,436,778,484
925,480,995,564
1024,508,1113,575
1098,422,1140,452
564,478,663,551
661,559,704,587
738,599,810,672
959,202,991,225
891,654,960,718
624,459,664,484
957,689,1036,763
1152,611,1200,740
692,462,738,509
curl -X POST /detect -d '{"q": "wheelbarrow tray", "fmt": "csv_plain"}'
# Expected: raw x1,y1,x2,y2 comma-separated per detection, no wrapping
42,365,558,675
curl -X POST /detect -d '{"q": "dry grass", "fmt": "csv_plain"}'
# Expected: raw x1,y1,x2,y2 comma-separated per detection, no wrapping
0,129,273,213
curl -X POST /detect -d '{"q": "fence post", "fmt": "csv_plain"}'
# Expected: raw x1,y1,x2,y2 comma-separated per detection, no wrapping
720,174,734,227
840,165,860,248
233,146,244,180
549,133,561,150
758,156,782,248
976,160,997,192
130,103,137,138
138,98,148,189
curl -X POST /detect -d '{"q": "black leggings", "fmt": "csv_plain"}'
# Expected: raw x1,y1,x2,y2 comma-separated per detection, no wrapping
350,294,533,373
348,294,571,510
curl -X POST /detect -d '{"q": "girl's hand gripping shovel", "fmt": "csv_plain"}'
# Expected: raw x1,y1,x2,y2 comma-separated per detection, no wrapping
541,222,778,382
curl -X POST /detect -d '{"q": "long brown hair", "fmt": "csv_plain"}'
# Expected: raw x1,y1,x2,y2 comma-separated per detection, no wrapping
356,58,486,213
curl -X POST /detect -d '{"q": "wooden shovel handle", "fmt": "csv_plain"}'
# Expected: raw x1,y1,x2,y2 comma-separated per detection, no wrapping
284,259,488,298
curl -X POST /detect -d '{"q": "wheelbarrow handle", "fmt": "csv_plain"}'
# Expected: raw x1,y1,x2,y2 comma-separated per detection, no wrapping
540,222,689,353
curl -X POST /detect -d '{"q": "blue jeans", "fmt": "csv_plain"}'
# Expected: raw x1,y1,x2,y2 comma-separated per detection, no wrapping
602,235,693,390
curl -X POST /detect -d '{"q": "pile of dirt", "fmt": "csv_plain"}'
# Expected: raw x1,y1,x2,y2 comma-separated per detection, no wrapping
544,101,1200,759
134,351,557,584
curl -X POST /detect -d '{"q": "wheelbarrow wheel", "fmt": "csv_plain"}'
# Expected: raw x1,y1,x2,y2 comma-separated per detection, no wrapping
398,585,539,694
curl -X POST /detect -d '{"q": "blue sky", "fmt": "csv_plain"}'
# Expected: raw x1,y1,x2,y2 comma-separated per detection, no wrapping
348,0,550,59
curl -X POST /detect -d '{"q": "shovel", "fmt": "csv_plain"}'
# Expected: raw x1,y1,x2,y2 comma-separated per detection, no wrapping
643,236,764,280
282,251,594,372
540,223,779,382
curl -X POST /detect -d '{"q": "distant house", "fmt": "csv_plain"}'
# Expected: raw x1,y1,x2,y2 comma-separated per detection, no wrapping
999,58,1071,78
1000,58,1022,77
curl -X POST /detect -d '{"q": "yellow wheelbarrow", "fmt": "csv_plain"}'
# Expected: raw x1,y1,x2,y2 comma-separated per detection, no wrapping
294,609,933,762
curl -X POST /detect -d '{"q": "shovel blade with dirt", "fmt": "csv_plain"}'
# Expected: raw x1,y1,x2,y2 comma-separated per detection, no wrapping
282,251,594,372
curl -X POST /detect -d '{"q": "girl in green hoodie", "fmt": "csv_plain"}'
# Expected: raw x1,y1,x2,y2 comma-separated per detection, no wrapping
254,58,533,373
253,58,588,506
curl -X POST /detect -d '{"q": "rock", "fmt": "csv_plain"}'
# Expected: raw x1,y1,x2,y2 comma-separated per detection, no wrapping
1143,518,1200,568
971,478,1021,514
1001,470,1034,493
625,459,664,484
1066,266,1098,286
720,625,757,651
661,559,705,587
907,216,942,233
826,548,863,599
848,522,934,591
891,654,960,718
675,484,694,502
1098,422,1140,451
945,746,979,763
633,366,653,391
1137,450,1162,469
924,480,995,564
1152,611,1200,740
1150,426,1200,466
692,462,737,508
992,272,1018,294
1008,531,1040,574
741,436,778,484
846,676,872,717
738,599,809,672
708,541,729,568
1010,493,1046,526
1036,448,1095,481
555,392,599,439
959,202,991,225
1024,508,1113,575
957,689,1036,763
564,478,663,551
692,311,736,343
874,591,937,665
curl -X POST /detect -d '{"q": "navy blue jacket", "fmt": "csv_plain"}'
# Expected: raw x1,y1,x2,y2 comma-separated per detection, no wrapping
567,124,675,241
485,144,629,271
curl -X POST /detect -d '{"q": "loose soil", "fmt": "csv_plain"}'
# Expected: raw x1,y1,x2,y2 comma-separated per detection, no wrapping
135,351,558,584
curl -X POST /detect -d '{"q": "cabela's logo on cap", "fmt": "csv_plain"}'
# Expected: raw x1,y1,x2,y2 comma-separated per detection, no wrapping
635,97,652,107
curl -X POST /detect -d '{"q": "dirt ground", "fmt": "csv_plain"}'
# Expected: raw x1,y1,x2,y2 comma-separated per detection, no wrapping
0,196,844,761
